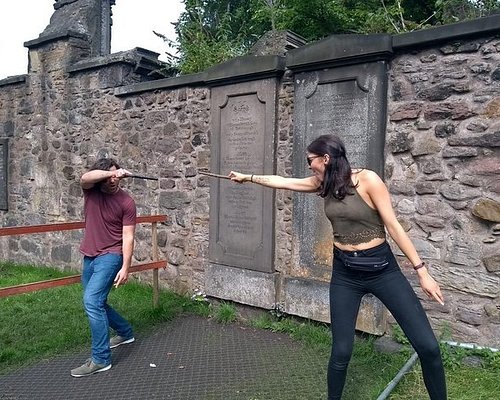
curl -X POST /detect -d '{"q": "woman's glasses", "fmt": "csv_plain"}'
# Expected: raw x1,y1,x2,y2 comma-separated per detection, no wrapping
306,155,321,166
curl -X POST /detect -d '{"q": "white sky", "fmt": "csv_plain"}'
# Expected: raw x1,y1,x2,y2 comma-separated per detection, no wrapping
0,0,184,79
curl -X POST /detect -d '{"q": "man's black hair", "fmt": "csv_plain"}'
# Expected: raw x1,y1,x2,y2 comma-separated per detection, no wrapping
88,158,120,190
90,158,120,171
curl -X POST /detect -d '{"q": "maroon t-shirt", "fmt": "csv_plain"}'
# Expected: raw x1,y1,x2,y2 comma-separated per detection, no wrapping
79,187,136,257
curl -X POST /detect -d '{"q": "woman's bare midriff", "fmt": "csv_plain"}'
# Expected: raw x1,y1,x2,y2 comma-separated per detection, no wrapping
334,237,386,252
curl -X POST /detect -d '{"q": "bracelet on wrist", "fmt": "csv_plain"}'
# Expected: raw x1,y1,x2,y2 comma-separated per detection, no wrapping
413,261,425,271
250,174,254,183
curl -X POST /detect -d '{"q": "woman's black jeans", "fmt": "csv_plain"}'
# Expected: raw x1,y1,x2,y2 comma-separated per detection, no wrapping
328,241,447,400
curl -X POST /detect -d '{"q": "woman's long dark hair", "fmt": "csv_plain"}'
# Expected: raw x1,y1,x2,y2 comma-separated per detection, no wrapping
307,134,355,200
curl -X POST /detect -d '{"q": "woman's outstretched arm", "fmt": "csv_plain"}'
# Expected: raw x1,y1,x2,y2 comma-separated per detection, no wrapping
229,171,321,193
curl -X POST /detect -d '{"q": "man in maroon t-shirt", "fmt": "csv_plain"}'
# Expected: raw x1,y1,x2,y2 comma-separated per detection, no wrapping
71,158,137,378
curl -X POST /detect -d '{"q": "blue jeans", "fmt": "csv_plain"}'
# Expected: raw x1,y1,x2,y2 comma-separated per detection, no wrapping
328,242,447,400
82,253,133,365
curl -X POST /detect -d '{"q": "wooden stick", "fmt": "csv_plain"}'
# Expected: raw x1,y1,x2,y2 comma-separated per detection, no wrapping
198,170,231,180
129,175,158,181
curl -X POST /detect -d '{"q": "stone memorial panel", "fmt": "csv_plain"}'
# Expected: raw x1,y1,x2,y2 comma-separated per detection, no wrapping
293,62,388,271
292,62,389,334
0,139,8,210
307,80,369,167
209,79,277,272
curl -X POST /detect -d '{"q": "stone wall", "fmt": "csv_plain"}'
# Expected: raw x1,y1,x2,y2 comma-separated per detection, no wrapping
0,4,499,346
0,36,212,292
387,33,500,343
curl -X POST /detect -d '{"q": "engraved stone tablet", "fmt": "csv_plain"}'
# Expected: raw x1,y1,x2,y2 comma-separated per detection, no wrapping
209,79,277,272
0,139,8,210
307,80,369,167
292,63,389,334
293,62,388,271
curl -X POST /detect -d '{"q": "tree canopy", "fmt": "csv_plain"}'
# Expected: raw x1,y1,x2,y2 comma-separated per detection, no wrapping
158,0,500,75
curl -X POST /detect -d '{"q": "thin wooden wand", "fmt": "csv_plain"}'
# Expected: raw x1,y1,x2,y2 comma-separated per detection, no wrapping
198,170,231,180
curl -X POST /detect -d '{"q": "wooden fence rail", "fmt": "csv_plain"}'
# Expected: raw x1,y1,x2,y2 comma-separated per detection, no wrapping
0,215,167,306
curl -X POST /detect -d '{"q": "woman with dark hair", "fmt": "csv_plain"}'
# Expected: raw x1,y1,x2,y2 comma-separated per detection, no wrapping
229,134,447,399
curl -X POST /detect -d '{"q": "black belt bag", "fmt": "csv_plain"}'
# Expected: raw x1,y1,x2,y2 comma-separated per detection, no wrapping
335,249,389,272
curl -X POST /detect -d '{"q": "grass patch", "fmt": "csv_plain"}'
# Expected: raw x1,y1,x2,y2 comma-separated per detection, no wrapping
250,308,500,399
251,314,410,398
252,313,332,350
0,262,209,373
212,301,238,324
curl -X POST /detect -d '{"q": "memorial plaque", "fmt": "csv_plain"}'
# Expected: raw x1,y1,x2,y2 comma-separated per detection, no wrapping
209,79,277,272
293,62,388,271
292,62,389,334
306,80,369,167
0,139,8,210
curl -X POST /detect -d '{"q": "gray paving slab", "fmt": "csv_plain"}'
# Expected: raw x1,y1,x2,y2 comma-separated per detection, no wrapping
0,315,329,400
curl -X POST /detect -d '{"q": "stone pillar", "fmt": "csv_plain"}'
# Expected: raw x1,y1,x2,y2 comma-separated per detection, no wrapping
98,0,115,55
26,0,115,60
0,138,8,210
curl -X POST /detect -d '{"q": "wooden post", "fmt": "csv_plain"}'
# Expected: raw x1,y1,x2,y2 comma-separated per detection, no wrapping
152,221,159,308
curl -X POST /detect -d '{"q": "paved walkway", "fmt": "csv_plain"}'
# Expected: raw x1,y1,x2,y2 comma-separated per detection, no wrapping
0,315,329,400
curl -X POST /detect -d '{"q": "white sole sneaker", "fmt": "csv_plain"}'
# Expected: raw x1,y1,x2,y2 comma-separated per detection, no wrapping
110,337,135,349
71,363,112,377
